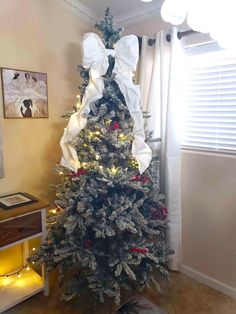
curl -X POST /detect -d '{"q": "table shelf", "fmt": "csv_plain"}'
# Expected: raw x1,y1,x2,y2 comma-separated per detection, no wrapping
0,195,49,313
0,267,44,313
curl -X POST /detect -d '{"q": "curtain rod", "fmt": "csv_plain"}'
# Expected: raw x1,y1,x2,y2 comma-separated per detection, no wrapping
147,30,199,46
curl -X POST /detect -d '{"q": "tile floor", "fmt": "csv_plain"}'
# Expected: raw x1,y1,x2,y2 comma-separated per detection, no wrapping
3,271,236,314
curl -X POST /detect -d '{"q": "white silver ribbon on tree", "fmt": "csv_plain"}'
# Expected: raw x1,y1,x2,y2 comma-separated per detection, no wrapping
60,32,152,174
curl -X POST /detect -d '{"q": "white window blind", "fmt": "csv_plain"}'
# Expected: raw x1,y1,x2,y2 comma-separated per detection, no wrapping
182,49,236,153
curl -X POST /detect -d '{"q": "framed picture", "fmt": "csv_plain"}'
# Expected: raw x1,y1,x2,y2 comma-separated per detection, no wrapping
0,192,38,210
1,68,48,118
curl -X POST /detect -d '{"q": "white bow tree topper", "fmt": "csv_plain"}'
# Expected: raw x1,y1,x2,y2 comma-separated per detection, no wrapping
60,32,152,174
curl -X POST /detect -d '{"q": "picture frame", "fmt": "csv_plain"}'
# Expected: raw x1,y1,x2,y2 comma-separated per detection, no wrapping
1,67,48,118
0,192,38,210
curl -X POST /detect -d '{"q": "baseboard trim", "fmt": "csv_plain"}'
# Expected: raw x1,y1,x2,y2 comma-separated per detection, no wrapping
181,264,236,300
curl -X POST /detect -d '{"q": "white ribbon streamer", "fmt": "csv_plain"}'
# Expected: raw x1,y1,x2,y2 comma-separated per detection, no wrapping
60,32,152,174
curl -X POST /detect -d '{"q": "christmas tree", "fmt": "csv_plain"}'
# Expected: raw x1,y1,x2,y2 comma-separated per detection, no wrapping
32,9,172,305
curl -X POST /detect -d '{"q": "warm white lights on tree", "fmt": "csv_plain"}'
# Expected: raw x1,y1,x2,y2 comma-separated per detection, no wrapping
161,0,236,49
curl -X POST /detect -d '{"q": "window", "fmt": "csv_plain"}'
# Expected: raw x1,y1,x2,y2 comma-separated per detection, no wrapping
182,48,236,153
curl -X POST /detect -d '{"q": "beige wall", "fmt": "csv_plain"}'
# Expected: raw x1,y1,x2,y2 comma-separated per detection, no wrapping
182,151,236,289
0,0,92,201
0,0,92,274
126,20,236,292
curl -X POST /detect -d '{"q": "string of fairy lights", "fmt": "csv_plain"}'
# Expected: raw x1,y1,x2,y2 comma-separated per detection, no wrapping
0,94,139,283
0,263,30,279
58,94,138,176
0,249,36,280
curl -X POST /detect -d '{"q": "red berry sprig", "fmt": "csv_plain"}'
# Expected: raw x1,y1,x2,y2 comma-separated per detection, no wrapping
84,240,93,249
68,169,86,178
131,175,150,184
130,247,149,254
109,121,120,131
150,207,168,220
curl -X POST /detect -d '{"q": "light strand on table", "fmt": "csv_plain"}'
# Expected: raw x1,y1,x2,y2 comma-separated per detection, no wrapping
0,247,37,278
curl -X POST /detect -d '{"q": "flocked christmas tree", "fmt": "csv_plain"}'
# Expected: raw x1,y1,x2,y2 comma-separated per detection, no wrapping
31,9,173,305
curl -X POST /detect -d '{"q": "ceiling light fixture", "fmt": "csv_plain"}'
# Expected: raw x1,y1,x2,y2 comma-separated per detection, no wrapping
161,0,236,49
141,0,153,3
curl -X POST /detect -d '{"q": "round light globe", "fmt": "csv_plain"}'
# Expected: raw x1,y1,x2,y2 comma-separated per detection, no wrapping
161,0,187,25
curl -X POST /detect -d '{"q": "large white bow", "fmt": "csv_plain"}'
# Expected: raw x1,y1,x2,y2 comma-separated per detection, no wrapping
60,32,152,174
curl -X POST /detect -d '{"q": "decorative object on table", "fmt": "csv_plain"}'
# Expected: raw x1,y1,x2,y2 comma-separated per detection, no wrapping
0,192,38,210
0,196,49,313
32,8,173,306
1,68,48,118
114,296,167,314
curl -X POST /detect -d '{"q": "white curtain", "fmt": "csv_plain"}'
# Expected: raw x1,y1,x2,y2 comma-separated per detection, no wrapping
140,27,184,271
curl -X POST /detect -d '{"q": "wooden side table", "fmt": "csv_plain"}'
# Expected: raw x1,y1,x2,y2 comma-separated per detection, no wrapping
0,196,49,313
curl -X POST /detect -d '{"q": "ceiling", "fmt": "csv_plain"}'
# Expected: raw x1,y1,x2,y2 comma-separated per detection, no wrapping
58,0,164,26
78,0,163,18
